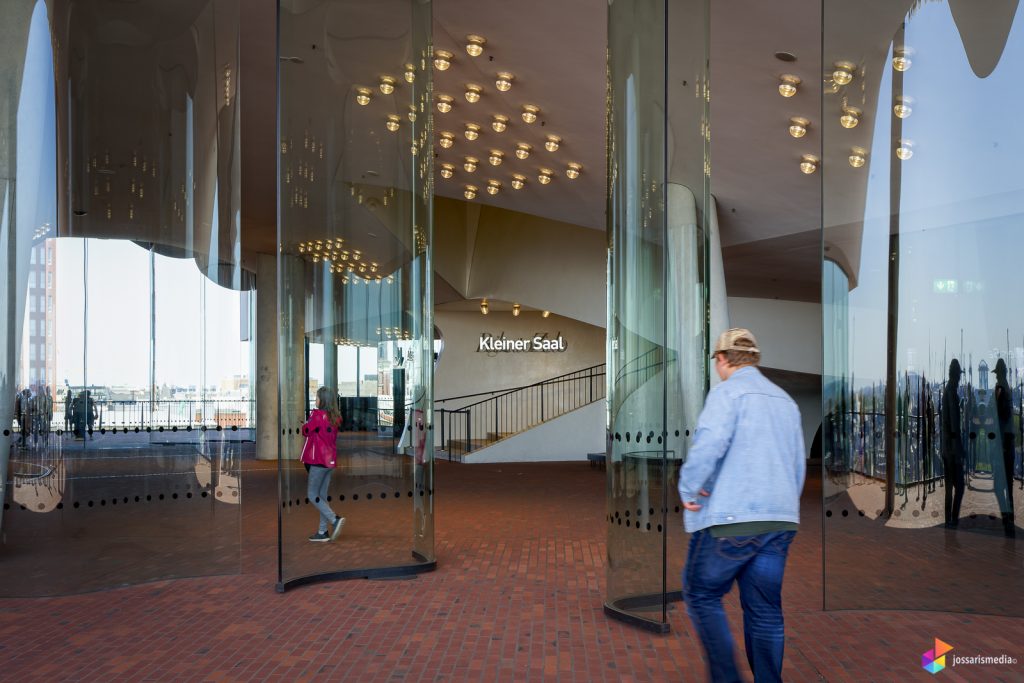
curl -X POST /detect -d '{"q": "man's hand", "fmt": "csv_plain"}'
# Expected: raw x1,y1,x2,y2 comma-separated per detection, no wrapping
682,488,710,512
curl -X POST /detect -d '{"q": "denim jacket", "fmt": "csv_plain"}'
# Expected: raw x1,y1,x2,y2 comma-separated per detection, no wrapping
677,366,806,533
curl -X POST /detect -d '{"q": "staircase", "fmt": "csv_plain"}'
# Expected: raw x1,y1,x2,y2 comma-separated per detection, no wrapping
436,364,606,461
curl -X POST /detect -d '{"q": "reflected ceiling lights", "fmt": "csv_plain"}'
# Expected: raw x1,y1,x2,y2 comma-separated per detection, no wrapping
386,115,401,132
434,49,453,71
799,154,819,174
896,139,914,160
892,48,913,72
407,104,417,121
515,143,531,160
465,84,482,103
464,156,479,172
512,303,521,316
522,104,540,124
511,174,527,190
893,96,913,119
538,169,553,184
464,123,481,140
495,72,514,92
544,135,561,152
566,162,581,179
439,132,455,148
778,74,801,97
839,107,861,129
832,61,856,86
848,147,867,168
379,76,396,95
487,180,502,195
788,117,809,138
541,310,550,318
492,115,508,133
465,185,478,200
436,95,453,113
404,63,416,83
466,35,486,57
440,163,455,179
488,150,504,166
480,299,489,314
355,88,372,106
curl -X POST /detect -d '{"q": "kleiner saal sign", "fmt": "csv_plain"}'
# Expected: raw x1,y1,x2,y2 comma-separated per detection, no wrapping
477,331,567,354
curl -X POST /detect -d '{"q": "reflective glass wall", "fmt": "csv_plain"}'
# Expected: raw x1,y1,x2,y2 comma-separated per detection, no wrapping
277,0,435,589
605,0,709,631
1,0,247,596
823,0,1024,614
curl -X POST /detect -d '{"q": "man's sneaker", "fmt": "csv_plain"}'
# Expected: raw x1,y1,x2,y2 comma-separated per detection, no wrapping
330,516,346,541
308,532,330,543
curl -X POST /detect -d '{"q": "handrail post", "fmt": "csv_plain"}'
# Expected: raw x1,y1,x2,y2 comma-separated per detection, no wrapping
540,386,544,422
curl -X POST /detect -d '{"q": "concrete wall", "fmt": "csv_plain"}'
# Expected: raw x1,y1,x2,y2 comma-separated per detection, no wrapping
466,401,605,463
726,296,822,376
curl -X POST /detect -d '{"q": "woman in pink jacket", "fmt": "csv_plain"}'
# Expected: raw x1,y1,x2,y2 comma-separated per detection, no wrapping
301,386,345,542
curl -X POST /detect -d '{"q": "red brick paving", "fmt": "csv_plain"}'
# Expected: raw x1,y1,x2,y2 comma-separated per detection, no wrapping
1,460,1023,681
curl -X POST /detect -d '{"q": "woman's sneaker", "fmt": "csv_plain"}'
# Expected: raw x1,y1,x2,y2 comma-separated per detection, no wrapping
308,532,330,542
330,517,346,541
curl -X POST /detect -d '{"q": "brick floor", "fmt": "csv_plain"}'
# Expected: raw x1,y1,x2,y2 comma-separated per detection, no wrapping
1,457,1024,681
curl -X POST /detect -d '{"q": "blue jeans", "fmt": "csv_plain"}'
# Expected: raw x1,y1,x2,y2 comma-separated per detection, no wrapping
683,529,796,683
306,465,337,534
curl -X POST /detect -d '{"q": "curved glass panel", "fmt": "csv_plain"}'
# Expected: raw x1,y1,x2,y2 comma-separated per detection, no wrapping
606,0,709,631
823,0,1024,614
277,0,434,588
1,0,246,596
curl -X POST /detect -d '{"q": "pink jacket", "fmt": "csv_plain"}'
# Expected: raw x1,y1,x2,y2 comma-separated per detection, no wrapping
300,409,340,468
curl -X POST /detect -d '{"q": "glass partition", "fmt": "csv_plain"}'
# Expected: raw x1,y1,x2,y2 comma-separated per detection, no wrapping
1,0,247,596
277,0,434,589
823,0,1024,615
605,0,709,631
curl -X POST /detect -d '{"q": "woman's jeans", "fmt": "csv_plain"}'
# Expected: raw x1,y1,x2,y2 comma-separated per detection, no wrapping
307,465,337,533
683,529,796,683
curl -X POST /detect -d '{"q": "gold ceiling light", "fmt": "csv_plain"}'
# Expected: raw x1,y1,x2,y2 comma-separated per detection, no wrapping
544,135,561,152
439,132,455,148
848,147,867,168
495,72,514,92
839,106,861,129
565,162,581,179
463,156,478,172
434,49,453,71
379,76,396,95
480,299,489,314
407,104,417,122
512,303,521,316
486,180,502,195
488,150,504,166
404,63,416,83
511,174,527,190
355,88,372,106
896,139,914,160
892,48,913,72
465,84,483,103
832,61,856,86
538,169,553,184
436,95,453,113
541,310,550,318
778,74,801,98
465,184,478,200
521,104,540,124
464,123,481,140
491,115,508,133
515,143,532,160
893,96,913,119
386,114,401,132
799,154,819,174
465,34,486,57
788,117,810,138
440,163,455,179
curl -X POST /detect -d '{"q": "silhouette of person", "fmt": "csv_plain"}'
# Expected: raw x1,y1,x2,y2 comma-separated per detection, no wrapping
941,359,966,529
992,358,1016,537
63,383,73,434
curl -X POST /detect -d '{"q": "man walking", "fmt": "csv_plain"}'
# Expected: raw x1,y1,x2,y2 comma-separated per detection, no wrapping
678,328,806,683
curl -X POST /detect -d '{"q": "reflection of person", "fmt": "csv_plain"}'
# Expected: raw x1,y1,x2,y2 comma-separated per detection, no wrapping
300,386,345,543
15,388,31,447
678,328,806,683
941,359,966,529
63,383,73,434
85,390,97,438
992,359,1016,537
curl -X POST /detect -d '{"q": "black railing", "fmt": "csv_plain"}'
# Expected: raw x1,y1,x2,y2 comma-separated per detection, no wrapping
10,399,255,435
435,364,606,461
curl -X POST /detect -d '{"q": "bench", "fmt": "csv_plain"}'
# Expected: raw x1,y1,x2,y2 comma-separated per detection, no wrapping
587,452,606,469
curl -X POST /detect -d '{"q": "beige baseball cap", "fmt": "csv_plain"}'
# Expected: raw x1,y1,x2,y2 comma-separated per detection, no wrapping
713,328,760,355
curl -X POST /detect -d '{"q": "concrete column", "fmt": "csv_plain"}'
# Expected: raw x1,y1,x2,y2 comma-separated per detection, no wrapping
279,253,307,459
255,253,279,460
